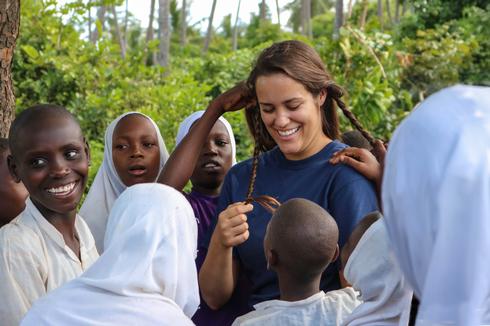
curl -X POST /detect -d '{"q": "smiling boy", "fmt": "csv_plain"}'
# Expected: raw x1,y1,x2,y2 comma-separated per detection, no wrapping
0,104,99,325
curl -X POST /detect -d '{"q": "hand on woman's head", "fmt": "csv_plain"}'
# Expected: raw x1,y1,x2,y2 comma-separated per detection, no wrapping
212,82,256,113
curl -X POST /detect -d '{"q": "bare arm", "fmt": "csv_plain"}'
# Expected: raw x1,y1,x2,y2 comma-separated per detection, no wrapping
158,82,254,191
199,202,252,309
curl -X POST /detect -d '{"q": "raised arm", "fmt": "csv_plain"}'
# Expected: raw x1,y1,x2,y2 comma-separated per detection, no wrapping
158,82,254,191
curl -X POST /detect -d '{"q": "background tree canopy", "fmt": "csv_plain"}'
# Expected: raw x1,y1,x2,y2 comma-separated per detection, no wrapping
13,0,490,188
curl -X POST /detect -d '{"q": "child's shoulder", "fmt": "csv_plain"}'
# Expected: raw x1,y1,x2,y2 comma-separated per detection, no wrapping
0,214,44,257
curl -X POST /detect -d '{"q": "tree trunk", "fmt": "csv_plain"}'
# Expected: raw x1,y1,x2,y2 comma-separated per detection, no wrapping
0,0,20,137
158,0,170,67
300,0,311,37
359,0,369,30
232,0,241,51
203,0,217,54
144,0,157,65
180,0,187,46
377,0,383,29
402,0,408,16
347,0,353,20
275,0,281,26
124,0,128,49
88,0,92,41
333,0,343,39
91,5,106,43
395,0,400,22
111,6,126,59
386,0,393,24
260,0,266,21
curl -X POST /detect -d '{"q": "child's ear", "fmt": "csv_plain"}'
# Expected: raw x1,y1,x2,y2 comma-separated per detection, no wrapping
84,138,91,166
331,244,340,263
7,155,21,183
266,249,279,270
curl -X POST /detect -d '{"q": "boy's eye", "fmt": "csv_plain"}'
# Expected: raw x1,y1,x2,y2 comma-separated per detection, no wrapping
115,144,128,150
30,158,47,168
143,142,156,148
65,150,79,160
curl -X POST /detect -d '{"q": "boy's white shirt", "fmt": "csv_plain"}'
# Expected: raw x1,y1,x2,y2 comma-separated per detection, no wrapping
0,198,99,326
232,288,361,326
21,184,199,326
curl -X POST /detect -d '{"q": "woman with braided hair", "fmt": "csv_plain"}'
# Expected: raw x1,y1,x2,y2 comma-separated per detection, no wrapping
199,40,379,314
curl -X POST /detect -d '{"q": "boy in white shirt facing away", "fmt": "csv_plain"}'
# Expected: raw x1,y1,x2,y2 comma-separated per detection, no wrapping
233,198,360,326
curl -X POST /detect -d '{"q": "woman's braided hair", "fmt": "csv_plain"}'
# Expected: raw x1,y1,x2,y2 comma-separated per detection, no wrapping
244,40,375,212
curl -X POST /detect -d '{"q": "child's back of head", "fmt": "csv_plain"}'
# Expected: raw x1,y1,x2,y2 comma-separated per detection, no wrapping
264,198,339,286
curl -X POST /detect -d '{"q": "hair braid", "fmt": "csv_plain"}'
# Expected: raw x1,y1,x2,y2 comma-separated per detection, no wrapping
244,109,280,214
327,84,376,146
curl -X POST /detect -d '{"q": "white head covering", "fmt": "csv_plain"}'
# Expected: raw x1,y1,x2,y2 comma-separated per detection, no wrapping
21,183,199,326
175,110,237,164
382,85,490,326
80,112,169,252
342,219,413,326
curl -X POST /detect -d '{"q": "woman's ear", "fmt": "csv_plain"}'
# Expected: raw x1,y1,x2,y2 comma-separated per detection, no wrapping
318,89,327,107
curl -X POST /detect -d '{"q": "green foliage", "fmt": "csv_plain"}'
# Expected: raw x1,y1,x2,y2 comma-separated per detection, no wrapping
12,0,489,189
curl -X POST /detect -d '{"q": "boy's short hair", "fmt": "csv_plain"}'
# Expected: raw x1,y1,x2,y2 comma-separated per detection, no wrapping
267,198,339,283
341,130,372,151
8,104,79,156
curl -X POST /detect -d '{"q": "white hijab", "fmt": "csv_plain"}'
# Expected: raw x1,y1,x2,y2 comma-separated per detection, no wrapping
80,112,169,252
175,110,237,164
342,219,413,326
382,85,490,325
22,183,199,326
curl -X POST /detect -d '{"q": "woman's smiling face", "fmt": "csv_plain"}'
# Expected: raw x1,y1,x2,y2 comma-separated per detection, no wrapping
256,73,329,160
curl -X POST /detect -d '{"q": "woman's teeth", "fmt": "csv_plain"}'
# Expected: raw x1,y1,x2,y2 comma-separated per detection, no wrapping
278,127,300,137
47,182,76,194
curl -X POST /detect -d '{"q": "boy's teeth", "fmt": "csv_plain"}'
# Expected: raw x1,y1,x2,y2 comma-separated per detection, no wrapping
278,127,300,137
47,182,76,194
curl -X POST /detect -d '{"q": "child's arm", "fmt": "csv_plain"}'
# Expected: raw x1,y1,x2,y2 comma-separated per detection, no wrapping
158,82,254,191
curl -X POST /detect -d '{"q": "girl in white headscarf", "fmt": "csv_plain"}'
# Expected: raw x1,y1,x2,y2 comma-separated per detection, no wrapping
382,85,490,325
21,183,199,326
81,112,169,252
342,217,413,326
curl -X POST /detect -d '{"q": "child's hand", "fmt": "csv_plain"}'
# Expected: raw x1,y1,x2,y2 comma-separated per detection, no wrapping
214,202,253,248
329,147,382,183
212,82,256,113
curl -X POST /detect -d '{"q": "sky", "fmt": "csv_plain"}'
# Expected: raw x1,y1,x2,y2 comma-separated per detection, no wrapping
103,0,294,32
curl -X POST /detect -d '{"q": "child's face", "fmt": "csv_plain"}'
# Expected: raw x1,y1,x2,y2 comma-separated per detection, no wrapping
0,150,28,225
8,118,89,217
112,114,160,187
190,120,233,191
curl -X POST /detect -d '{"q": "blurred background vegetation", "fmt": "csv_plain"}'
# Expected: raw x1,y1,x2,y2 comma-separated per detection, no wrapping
13,0,490,187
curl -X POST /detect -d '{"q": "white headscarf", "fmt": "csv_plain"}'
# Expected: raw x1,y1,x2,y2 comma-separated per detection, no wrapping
21,183,199,326
342,219,413,326
80,112,169,252
382,85,490,325
175,110,237,164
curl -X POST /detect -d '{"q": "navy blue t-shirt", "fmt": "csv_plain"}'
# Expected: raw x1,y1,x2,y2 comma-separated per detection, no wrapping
202,141,378,306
